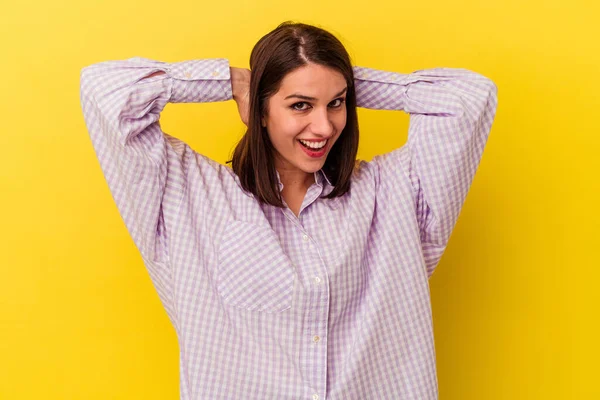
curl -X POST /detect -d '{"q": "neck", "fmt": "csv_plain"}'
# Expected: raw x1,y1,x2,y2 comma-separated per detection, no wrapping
277,168,315,191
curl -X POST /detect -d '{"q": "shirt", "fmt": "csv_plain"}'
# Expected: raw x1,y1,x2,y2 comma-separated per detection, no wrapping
79,56,498,400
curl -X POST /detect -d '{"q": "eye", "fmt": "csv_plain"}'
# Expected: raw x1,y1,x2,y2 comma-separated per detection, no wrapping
291,102,310,111
330,98,346,108
290,98,346,112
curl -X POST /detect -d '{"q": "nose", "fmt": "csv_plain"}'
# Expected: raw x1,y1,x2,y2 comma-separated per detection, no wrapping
309,107,334,137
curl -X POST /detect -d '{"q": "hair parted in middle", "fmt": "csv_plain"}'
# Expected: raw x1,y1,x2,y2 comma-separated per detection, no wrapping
226,21,360,208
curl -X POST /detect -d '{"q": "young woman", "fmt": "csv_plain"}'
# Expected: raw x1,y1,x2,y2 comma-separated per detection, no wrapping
80,21,497,400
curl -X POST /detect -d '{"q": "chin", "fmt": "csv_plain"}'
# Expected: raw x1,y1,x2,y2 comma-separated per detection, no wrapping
300,158,326,170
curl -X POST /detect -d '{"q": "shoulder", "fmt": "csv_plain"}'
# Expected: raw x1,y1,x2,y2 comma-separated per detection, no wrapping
349,158,379,192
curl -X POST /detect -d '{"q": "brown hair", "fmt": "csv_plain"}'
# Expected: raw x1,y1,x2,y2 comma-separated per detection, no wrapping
226,21,359,208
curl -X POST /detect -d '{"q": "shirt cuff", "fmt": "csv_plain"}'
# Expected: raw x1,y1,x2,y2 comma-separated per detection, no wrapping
167,58,233,103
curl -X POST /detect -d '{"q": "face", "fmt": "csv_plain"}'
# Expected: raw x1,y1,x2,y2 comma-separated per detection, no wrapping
262,63,347,178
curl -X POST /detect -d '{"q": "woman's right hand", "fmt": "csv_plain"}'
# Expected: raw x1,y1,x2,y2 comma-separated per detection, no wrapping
230,67,251,127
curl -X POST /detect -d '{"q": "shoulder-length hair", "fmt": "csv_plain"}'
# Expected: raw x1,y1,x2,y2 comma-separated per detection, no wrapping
226,21,359,208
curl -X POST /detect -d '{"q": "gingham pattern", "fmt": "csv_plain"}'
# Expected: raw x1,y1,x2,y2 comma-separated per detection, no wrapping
80,57,498,400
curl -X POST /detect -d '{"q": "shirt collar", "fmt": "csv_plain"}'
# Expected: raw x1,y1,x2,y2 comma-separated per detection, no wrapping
276,169,333,192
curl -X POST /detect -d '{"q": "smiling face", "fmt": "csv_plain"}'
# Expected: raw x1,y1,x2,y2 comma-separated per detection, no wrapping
262,63,348,182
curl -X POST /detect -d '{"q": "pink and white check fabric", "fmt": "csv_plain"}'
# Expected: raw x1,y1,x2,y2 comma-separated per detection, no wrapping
79,56,497,399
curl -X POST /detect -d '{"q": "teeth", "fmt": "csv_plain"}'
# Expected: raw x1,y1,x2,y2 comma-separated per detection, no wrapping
299,139,327,149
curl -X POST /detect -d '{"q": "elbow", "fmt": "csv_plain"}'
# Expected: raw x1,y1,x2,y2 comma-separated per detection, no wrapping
487,78,498,98
80,65,96,100
79,62,107,97
478,73,498,98
464,69,498,96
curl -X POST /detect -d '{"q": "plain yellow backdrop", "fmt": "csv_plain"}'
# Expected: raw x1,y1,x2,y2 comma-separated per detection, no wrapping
1,0,598,398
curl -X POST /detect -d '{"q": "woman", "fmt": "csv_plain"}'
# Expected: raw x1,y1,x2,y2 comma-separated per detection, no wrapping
80,21,497,400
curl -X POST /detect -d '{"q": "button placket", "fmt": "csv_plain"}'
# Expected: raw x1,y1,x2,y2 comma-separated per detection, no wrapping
299,229,325,399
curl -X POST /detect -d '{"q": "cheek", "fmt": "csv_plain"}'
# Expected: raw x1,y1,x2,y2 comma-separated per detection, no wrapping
268,108,295,130
272,116,304,139
334,111,347,131
267,118,302,149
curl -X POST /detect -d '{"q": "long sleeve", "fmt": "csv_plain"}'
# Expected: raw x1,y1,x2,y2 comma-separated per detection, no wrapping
354,66,498,277
79,57,232,317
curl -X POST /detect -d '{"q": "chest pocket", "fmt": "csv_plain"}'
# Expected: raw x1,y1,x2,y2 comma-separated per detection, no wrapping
217,220,296,313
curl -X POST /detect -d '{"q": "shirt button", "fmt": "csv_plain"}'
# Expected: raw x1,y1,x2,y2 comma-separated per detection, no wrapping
184,72,191,78
313,395,319,400
211,70,218,76
314,276,321,285
302,234,309,242
313,335,320,343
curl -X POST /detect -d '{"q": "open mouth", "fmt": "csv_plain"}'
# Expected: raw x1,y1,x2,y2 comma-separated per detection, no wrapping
297,139,328,158
298,139,328,150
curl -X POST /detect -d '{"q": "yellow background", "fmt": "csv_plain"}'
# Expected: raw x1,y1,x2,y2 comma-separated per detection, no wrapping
1,0,598,398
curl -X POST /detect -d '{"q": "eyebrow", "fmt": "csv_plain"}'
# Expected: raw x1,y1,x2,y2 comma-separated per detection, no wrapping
284,86,348,101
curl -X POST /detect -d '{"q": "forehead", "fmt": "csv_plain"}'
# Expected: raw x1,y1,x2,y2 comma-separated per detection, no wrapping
276,63,346,98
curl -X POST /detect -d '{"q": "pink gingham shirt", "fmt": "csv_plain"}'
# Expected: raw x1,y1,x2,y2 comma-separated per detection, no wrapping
79,56,498,399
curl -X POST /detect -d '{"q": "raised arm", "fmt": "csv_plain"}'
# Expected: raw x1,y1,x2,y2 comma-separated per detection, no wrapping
79,57,232,317
353,65,498,277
